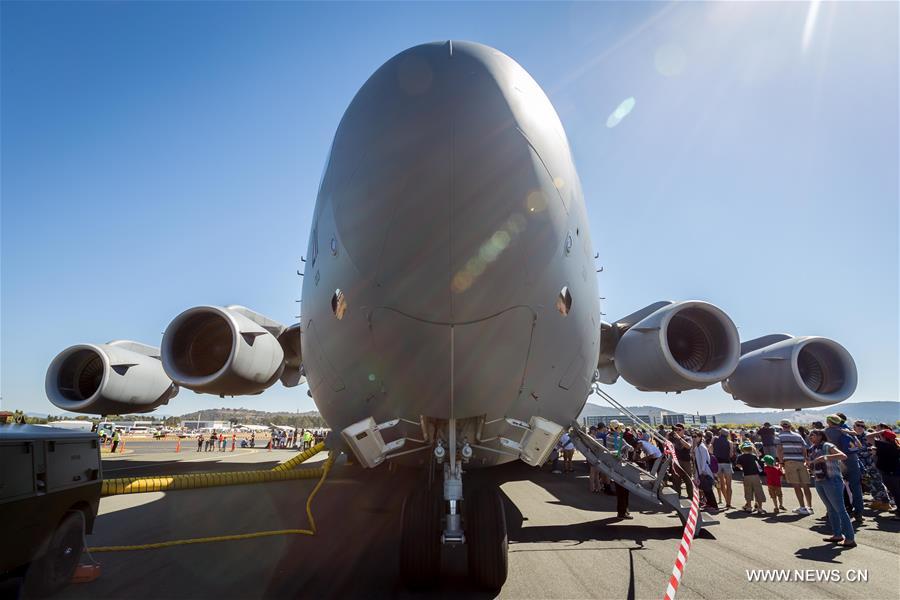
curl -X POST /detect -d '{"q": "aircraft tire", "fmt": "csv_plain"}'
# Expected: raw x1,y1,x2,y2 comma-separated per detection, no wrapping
466,487,508,590
25,511,85,597
399,487,441,588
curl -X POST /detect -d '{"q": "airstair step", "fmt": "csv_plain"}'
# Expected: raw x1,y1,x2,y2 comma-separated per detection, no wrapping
568,414,718,530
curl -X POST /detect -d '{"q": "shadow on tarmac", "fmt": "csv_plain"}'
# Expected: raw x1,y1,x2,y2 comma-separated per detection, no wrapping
64,457,900,599
100,455,301,477
65,458,688,599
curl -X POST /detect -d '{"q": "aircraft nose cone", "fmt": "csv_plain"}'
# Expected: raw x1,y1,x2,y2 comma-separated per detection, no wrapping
323,42,571,323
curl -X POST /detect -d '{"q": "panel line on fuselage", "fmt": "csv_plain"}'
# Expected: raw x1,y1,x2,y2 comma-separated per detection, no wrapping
370,303,537,328
514,126,569,215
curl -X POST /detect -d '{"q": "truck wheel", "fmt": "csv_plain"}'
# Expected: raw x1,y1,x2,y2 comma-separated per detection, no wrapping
26,512,84,597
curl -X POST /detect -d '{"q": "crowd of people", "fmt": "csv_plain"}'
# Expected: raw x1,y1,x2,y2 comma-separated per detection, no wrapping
551,413,900,547
197,427,326,451
197,432,231,452
268,427,321,450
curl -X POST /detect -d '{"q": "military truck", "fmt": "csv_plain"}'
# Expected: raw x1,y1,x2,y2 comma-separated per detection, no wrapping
0,424,102,596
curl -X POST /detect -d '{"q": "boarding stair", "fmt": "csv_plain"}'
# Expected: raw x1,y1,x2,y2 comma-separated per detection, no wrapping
569,385,718,533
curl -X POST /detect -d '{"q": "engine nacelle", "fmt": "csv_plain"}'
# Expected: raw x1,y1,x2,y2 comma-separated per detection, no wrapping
722,335,857,409
611,301,740,392
277,323,304,387
45,341,178,415
161,305,286,396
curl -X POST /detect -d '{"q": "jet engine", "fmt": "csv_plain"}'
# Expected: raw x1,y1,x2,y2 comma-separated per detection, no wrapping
45,341,178,415
161,305,298,396
277,323,304,387
722,334,857,409
598,300,740,392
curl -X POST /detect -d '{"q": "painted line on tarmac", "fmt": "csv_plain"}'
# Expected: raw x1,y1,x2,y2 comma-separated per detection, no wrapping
104,461,180,473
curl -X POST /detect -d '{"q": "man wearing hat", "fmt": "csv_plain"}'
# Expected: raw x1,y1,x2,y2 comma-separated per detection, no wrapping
777,419,814,515
668,424,694,499
560,427,576,473
826,414,865,523
605,420,635,519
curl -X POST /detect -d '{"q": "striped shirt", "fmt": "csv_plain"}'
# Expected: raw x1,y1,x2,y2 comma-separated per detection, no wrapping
777,430,806,462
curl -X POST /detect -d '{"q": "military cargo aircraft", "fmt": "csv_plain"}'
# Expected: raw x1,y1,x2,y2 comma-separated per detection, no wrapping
44,41,857,589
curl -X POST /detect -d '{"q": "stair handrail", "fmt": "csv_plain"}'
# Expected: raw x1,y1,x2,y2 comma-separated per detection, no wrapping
589,383,670,448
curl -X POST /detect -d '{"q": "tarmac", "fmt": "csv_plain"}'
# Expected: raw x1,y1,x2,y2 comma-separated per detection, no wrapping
54,440,900,599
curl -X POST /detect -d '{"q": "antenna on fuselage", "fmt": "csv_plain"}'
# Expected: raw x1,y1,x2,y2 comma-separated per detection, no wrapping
294,258,304,321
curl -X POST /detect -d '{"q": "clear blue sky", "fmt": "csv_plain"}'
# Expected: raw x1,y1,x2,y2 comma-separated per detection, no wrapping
2,2,897,417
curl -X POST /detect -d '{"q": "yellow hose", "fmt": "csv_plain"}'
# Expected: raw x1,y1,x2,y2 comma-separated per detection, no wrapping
270,442,325,472
100,442,326,497
90,454,335,552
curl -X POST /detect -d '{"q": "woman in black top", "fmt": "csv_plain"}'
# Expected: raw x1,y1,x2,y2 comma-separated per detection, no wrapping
865,429,900,520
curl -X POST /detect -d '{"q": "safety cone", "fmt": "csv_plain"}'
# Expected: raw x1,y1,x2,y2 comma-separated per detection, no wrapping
175,439,181,453
71,563,101,583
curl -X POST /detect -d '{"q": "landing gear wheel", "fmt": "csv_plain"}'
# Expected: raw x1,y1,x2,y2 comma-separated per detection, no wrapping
26,511,85,597
399,487,442,589
466,488,508,591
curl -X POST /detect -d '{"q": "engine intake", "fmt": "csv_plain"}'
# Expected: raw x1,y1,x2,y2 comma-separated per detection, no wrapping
161,305,286,396
611,301,740,392
45,341,178,415
722,335,857,408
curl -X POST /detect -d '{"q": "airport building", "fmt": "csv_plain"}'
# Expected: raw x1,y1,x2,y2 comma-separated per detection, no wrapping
661,413,717,427
583,410,717,430
583,414,659,429
181,420,232,431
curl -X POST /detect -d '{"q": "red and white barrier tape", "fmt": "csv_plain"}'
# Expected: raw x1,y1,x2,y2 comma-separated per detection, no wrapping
663,483,700,600
663,439,677,465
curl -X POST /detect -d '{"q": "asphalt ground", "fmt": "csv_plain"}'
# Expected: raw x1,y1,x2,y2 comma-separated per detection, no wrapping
50,448,899,600
98,439,303,476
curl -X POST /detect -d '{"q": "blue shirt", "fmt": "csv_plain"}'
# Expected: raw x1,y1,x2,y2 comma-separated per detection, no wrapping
825,425,858,454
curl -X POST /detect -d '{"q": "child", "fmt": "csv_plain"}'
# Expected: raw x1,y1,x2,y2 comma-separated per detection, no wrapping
735,442,766,514
762,455,786,514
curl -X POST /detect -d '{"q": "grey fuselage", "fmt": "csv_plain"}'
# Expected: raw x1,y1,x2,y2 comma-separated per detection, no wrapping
300,41,600,467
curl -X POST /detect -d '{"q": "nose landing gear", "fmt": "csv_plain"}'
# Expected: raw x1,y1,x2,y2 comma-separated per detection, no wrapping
398,481,509,591
398,425,509,591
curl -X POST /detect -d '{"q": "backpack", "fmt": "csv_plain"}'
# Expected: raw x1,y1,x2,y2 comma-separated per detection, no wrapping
712,436,731,462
